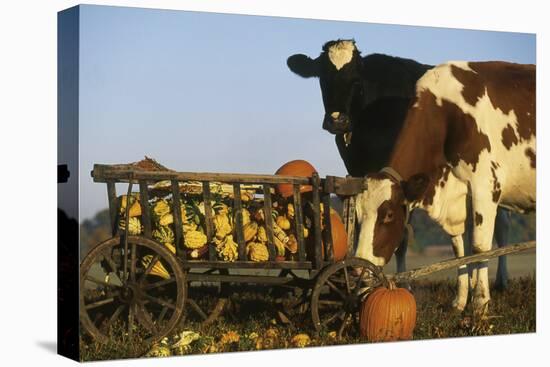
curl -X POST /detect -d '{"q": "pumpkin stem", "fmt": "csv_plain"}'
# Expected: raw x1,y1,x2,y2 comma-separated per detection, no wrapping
380,271,394,290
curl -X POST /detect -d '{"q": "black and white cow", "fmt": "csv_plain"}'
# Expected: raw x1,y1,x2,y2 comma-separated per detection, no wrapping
287,40,511,291
354,60,535,315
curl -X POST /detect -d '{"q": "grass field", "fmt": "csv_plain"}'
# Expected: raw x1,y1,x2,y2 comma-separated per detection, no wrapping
80,259,536,361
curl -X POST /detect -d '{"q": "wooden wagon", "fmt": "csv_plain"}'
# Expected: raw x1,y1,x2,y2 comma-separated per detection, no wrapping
79,163,380,344
79,163,536,344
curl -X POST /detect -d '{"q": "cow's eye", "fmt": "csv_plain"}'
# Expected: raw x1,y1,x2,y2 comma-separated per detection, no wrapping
382,210,394,224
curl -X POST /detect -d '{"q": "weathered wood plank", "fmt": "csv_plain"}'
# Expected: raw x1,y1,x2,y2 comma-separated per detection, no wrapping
391,241,536,282
311,173,323,270
293,184,306,262
322,175,365,195
106,181,118,236
92,165,311,185
202,182,216,262
182,260,314,270
186,273,308,286
171,180,186,259
233,184,246,260
345,195,356,257
139,180,152,238
322,194,334,261
263,185,277,261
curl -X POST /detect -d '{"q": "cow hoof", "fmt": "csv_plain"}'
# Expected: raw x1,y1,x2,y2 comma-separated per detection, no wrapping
472,299,490,321
452,298,466,312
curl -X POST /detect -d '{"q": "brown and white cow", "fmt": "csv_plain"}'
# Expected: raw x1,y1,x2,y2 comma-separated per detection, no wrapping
355,61,535,315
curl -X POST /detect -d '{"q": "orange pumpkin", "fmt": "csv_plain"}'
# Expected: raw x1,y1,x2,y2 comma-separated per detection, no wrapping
275,160,316,198
360,280,416,342
307,209,348,262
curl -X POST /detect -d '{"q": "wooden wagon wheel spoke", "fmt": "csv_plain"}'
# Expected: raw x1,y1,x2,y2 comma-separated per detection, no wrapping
318,299,344,306
135,302,159,334
343,266,352,294
338,312,351,339
325,279,347,300
104,305,126,331
130,243,137,282
321,310,345,327
187,299,208,320
85,275,121,288
142,294,176,310
353,267,367,295
128,304,135,340
142,278,176,290
85,297,116,310
158,306,168,324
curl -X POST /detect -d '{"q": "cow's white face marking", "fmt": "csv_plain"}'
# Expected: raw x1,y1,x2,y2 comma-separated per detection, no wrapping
331,111,340,119
355,178,394,266
328,40,355,70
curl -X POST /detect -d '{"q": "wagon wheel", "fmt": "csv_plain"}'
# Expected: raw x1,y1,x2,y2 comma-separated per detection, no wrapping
181,268,229,327
80,236,186,345
311,258,384,338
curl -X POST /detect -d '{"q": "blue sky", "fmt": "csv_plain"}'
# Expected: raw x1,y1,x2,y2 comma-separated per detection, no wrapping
77,5,535,221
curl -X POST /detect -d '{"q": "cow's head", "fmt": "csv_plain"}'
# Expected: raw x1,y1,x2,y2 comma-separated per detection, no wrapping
355,173,429,266
287,40,365,136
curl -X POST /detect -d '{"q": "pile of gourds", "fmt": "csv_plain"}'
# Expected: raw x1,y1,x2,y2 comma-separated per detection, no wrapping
117,190,312,263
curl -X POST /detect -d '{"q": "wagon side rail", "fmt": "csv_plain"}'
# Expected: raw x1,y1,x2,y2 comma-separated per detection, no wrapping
91,164,336,271
390,240,536,283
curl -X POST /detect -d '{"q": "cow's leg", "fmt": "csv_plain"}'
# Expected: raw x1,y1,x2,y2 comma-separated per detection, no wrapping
451,235,468,311
494,207,510,291
470,192,498,318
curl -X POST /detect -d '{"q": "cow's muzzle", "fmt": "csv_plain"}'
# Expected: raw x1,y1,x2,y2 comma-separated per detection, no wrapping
323,112,352,134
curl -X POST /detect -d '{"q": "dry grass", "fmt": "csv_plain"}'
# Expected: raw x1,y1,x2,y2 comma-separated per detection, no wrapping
80,275,535,361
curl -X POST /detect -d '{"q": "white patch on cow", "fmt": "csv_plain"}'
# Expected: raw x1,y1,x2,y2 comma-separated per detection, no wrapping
327,40,355,70
355,178,394,266
331,111,340,119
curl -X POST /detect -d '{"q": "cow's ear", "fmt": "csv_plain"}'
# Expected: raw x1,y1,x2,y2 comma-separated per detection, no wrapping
402,173,430,202
287,54,320,78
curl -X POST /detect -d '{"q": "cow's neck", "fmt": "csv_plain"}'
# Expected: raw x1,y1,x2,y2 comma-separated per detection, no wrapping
387,101,449,183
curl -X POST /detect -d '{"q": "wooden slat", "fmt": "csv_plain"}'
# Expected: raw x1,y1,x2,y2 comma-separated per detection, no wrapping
233,184,246,260
322,194,334,261
186,273,307,286
92,165,310,185
391,241,536,282
346,195,357,257
139,180,152,238
171,180,186,259
263,185,276,261
202,182,216,261
182,260,314,270
311,173,323,270
293,184,305,262
106,181,118,236
322,175,366,195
